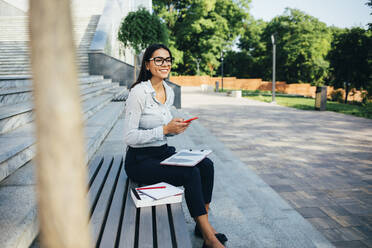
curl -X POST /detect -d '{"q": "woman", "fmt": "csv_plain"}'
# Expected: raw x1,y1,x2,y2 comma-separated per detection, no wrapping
123,44,227,248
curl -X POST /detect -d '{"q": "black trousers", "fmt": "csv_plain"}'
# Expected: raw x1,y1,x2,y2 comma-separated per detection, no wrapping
124,144,214,218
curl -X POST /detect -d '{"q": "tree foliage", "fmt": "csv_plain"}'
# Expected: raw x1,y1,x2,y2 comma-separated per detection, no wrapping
236,8,332,84
235,18,267,78
118,8,168,55
327,27,372,100
153,0,250,75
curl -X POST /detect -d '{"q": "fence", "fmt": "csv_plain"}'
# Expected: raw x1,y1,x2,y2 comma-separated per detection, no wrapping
170,75,365,102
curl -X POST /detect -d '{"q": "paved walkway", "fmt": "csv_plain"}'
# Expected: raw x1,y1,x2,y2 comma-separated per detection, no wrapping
181,87,372,248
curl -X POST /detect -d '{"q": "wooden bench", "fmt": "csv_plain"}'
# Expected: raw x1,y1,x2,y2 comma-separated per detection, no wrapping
87,155,192,248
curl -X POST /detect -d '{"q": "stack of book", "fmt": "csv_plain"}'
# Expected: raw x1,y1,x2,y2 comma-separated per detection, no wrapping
130,182,184,208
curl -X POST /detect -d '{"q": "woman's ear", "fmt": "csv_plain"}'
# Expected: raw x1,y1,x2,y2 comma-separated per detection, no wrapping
145,61,149,70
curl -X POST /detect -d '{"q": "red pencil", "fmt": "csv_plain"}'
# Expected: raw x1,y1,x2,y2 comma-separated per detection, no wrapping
137,186,166,190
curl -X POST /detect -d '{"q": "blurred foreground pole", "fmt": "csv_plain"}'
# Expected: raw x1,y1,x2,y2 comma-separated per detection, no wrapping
29,0,91,247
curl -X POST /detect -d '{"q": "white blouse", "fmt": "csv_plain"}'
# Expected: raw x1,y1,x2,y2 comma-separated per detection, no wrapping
123,80,175,148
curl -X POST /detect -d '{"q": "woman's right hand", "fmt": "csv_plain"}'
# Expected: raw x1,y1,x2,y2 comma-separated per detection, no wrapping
163,118,189,135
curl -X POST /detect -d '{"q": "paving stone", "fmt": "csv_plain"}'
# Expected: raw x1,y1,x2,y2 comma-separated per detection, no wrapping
332,240,369,248
353,225,372,240
307,217,342,229
271,184,296,192
320,206,352,217
322,227,367,242
360,239,372,248
169,107,334,247
296,207,328,218
329,215,364,228
181,87,372,247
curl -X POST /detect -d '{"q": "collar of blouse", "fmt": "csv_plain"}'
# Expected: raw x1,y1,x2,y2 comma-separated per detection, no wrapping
143,80,171,105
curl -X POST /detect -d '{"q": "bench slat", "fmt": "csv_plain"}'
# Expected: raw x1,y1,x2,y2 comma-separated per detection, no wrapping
88,156,112,213
171,203,193,248
156,204,173,248
118,180,137,248
99,156,126,248
87,156,104,186
138,206,153,248
87,155,192,248
90,155,121,245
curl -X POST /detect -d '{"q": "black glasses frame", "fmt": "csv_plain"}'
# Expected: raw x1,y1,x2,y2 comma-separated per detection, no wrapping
148,56,173,66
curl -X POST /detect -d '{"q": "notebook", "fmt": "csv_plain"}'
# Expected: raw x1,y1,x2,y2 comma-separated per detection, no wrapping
136,182,184,200
130,188,182,208
160,149,212,167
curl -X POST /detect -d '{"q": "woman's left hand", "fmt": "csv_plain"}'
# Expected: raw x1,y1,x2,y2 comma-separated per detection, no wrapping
163,118,190,135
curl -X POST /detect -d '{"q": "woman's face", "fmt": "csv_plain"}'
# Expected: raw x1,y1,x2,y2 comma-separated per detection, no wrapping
146,48,172,80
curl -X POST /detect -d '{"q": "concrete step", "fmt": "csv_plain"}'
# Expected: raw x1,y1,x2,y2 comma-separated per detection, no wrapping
0,49,90,54
0,79,113,106
0,86,127,182
0,78,30,89
0,13,99,75
0,75,101,89
0,82,122,134
0,102,33,134
0,71,30,75
81,82,119,101
0,161,38,248
0,61,89,66
0,66,89,75
0,100,124,248
0,55,88,60
0,59,89,66
0,122,35,182
0,41,92,47
0,49,89,54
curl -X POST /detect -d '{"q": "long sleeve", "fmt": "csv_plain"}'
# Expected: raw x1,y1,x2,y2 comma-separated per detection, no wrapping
123,88,164,146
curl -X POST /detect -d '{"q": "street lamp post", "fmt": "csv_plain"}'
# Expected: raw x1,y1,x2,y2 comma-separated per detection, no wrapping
196,58,201,76
221,51,224,91
271,34,276,103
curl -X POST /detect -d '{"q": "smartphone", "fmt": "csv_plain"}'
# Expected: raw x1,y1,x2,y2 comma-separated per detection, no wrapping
183,117,198,123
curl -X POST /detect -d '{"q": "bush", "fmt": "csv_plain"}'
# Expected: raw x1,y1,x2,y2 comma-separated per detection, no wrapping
330,89,344,103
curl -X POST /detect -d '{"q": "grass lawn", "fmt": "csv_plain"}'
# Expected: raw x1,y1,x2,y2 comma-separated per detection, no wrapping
238,92,372,119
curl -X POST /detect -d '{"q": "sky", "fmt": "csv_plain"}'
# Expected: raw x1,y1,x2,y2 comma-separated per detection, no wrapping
249,0,371,28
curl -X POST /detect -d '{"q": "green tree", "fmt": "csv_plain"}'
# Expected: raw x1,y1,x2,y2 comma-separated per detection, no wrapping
260,8,332,84
153,0,250,75
327,27,372,102
231,18,267,78
118,8,168,78
118,8,168,54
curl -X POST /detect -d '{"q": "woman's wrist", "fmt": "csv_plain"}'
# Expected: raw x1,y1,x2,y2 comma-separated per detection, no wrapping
163,125,169,135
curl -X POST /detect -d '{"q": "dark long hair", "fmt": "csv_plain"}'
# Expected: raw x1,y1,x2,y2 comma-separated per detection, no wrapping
130,44,172,90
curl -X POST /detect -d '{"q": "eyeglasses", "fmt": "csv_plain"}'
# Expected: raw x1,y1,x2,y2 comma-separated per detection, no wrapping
148,56,173,66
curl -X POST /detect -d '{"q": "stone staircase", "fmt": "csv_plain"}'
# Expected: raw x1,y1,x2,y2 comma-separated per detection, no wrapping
0,13,129,248
0,15,100,76
0,74,127,248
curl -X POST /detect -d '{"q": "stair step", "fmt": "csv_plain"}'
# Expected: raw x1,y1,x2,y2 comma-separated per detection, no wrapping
0,75,103,89
0,100,123,248
0,83,122,134
0,123,35,181
0,79,113,106
0,86,126,182
0,11,101,247
0,67,90,75
0,161,38,248
0,102,33,134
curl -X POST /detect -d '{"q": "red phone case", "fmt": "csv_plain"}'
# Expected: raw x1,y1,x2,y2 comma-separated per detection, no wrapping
184,117,198,123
